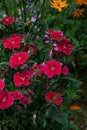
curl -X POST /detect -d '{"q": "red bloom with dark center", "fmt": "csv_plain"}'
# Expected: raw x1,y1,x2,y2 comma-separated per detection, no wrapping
23,44,38,55
53,39,73,55
2,34,22,50
9,52,29,68
2,16,14,26
45,91,62,106
46,30,65,41
62,66,68,76
10,90,23,100
43,60,62,78
0,79,5,90
13,70,30,87
29,64,43,77
0,91,14,109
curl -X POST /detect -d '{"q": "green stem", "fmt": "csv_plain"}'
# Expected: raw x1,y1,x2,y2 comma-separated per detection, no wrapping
13,0,18,32
22,0,26,22
19,0,25,33
14,0,17,16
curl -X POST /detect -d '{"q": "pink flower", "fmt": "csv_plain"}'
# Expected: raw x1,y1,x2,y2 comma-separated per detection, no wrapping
28,90,34,96
53,39,73,55
23,44,38,55
2,34,22,50
62,66,69,76
20,95,28,105
0,79,5,90
13,70,30,87
45,91,62,106
0,91,14,109
46,30,65,41
29,64,43,77
9,52,29,68
2,16,14,26
20,95,33,105
10,90,23,100
43,60,62,78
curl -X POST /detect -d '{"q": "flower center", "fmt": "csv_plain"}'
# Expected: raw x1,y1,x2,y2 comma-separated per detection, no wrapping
11,40,15,45
51,66,55,71
57,1,60,6
18,56,22,60
6,19,9,22
2,96,7,102
63,45,66,49
53,95,58,101
20,77,25,81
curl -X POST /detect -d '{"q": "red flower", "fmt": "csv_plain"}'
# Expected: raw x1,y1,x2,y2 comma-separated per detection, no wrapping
9,52,29,68
53,39,73,55
2,34,22,50
0,79,5,90
13,70,30,87
45,91,62,106
10,90,23,100
43,60,62,78
46,30,65,41
0,91,14,109
61,66,68,76
23,44,38,55
29,64,43,77
2,16,14,26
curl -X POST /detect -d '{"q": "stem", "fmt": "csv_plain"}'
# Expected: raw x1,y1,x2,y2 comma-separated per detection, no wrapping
13,0,18,32
19,0,25,33
14,0,17,16
22,0,26,22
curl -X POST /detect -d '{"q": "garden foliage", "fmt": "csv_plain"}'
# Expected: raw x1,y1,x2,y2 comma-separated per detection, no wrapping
0,0,87,130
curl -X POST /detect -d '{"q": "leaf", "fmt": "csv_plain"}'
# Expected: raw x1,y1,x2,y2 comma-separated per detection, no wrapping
62,77,83,87
0,62,8,65
46,109,69,130
69,122,80,130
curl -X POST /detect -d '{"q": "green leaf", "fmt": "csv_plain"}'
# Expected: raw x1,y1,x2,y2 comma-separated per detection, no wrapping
69,122,80,130
46,109,69,130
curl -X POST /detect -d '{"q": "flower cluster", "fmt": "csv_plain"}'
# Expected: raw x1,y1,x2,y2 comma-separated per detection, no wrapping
71,0,87,18
46,30,73,56
0,13,73,110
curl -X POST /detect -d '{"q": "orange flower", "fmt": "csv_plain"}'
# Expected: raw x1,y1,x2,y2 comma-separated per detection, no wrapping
72,8,84,17
75,0,87,5
50,0,68,12
27,20,32,25
70,105,81,110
